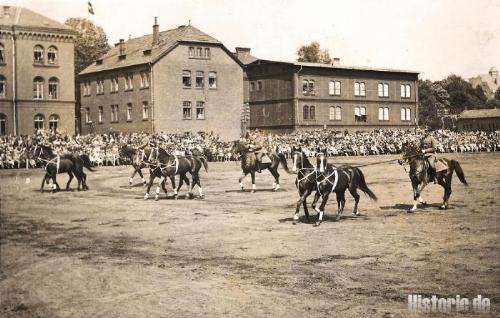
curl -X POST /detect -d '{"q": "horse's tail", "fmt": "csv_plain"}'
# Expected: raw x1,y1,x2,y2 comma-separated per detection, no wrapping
278,153,290,173
199,156,208,172
354,167,377,201
80,154,95,172
451,160,468,186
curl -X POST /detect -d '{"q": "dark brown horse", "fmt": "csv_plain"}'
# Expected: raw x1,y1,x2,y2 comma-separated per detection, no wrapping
399,141,468,212
33,145,93,192
231,141,289,193
119,145,157,186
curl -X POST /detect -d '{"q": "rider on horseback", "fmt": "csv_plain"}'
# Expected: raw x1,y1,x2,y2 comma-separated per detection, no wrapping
420,127,438,183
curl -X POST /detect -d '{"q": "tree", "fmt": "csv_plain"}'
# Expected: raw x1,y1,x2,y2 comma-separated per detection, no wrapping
418,80,450,128
297,41,332,64
440,74,486,112
64,18,110,134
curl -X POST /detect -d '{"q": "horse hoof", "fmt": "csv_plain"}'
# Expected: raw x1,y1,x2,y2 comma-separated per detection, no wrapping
199,195,205,199
407,209,415,213
251,190,256,193
440,205,447,210
155,195,159,201
314,221,321,227
144,194,149,200
240,187,245,192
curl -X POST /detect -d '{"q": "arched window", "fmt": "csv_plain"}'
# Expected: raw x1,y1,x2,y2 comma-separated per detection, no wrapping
127,103,133,121
49,114,59,131
204,48,210,58
182,70,191,87
188,47,195,57
208,72,217,89
34,114,45,130
0,43,5,63
47,46,58,64
303,105,309,120
33,45,44,63
0,75,5,97
309,105,316,120
48,77,59,99
33,77,44,99
329,106,335,120
0,113,6,135
335,106,342,120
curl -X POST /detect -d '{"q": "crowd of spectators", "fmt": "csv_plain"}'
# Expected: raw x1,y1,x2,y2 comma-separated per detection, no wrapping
0,128,498,169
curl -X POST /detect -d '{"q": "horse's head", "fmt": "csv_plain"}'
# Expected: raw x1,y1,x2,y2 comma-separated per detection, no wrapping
291,151,312,173
399,140,421,164
230,141,245,155
34,144,53,161
157,147,172,163
316,152,326,172
119,145,135,159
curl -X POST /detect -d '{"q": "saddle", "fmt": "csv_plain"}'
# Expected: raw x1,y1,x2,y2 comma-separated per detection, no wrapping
255,150,272,164
435,158,448,172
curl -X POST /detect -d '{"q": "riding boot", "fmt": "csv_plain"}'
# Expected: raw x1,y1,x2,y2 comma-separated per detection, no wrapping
257,162,262,173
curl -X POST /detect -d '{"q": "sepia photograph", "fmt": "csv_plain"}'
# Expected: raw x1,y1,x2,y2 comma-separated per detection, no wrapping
0,0,499,317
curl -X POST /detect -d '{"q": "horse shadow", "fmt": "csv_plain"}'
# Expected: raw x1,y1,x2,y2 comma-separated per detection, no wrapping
119,183,146,189
379,203,458,211
225,189,285,193
278,213,368,224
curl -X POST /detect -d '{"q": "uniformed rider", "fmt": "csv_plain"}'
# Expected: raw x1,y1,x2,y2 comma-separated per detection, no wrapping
420,127,438,183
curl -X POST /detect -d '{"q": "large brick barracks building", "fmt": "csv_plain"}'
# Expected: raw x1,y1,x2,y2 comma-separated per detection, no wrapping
79,18,244,140
245,59,419,133
0,6,76,135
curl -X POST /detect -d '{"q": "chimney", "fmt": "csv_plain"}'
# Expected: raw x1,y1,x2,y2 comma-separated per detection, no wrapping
118,39,125,56
332,58,340,66
235,47,251,60
152,16,159,46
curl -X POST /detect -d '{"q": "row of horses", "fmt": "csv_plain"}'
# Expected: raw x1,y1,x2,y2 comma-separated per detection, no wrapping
31,140,469,226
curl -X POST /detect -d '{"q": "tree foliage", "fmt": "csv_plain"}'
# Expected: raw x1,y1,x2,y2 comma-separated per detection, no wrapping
65,18,110,75
418,80,450,128
439,74,488,112
297,41,332,64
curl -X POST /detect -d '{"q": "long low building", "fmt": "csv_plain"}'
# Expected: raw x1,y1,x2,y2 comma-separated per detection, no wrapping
245,59,419,133
457,108,500,131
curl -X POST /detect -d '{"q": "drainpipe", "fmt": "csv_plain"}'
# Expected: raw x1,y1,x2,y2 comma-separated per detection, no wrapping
149,63,154,133
11,26,17,135
293,65,303,131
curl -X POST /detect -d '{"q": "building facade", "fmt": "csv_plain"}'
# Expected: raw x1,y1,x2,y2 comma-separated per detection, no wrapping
244,60,419,133
457,108,500,132
469,67,499,99
0,5,76,135
79,20,244,140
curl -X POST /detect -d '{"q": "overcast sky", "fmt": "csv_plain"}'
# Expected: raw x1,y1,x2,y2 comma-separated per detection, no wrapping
6,0,500,80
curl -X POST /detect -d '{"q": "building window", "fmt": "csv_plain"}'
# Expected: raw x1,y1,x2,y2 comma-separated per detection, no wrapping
257,81,263,91
182,70,192,88
250,82,255,92
329,106,341,120
188,47,195,57
33,77,44,99
309,105,315,120
47,46,57,64
142,102,149,120
196,101,205,120
195,71,204,88
303,105,309,120
83,81,90,96
34,114,45,130
49,114,59,131
140,71,150,88
401,107,411,121
183,101,192,119
0,75,5,97
302,80,309,94
48,77,59,100
0,113,6,135
110,105,119,122
126,103,132,121
208,72,217,89
302,79,315,95
33,45,44,64
401,84,411,98
110,76,119,92
378,107,389,121
204,48,210,58
354,82,366,96
196,47,203,57
329,80,341,95
0,43,5,63
96,78,104,94
124,73,133,90
355,106,367,122
98,106,103,123
378,83,389,97
85,107,91,123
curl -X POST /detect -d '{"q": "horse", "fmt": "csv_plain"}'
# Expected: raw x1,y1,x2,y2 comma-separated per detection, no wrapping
291,151,377,226
33,145,93,192
230,141,289,193
119,145,157,186
144,148,208,200
399,141,468,212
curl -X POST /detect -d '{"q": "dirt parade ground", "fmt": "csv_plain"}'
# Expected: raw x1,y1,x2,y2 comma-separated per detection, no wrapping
0,153,499,317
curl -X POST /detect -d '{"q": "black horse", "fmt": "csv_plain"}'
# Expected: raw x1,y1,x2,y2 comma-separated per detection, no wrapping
399,141,468,212
291,151,377,226
119,145,157,186
144,148,208,200
33,145,93,192
231,141,289,193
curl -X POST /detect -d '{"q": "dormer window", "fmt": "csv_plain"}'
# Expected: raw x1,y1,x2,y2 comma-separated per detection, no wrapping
143,49,152,56
96,59,103,65
119,55,126,60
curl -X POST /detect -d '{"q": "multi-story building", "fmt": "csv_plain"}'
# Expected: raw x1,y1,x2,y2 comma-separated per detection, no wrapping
0,5,76,135
79,19,244,140
245,59,419,133
469,67,499,99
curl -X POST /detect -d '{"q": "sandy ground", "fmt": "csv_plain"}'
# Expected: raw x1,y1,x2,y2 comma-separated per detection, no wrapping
0,153,499,318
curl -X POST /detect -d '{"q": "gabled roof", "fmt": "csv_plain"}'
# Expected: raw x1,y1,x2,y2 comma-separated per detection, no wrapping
249,59,420,74
0,5,73,32
459,108,500,119
80,24,238,75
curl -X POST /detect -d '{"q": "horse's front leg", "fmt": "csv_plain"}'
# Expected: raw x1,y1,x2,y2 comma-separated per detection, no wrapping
250,171,256,193
155,175,165,201
137,168,147,186
52,175,60,192
409,181,425,212
315,192,331,226
144,173,155,200
311,191,321,210
129,166,137,186
66,172,74,190
170,175,178,199
238,171,248,191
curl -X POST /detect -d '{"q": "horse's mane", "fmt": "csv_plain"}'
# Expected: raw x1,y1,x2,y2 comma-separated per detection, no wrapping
157,147,173,162
120,145,136,158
